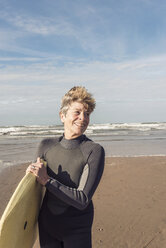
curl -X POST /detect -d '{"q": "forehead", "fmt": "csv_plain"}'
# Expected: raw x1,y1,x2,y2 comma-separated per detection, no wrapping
69,101,88,111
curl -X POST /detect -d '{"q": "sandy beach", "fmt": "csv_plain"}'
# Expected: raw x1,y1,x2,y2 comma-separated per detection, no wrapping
1,156,166,248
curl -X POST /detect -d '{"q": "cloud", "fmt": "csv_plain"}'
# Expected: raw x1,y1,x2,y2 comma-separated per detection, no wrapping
0,0,166,124
1,0,166,61
1,53,166,79
5,15,74,36
0,57,42,62
0,5,82,37
0,54,166,105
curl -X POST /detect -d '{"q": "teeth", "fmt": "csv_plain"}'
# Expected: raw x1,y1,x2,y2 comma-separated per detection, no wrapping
75,123,84,127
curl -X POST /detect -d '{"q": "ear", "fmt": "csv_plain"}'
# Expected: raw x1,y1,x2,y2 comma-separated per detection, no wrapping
59,111,65,123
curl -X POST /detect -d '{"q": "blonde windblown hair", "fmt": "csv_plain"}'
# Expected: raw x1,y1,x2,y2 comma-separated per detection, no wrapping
60,86,96,115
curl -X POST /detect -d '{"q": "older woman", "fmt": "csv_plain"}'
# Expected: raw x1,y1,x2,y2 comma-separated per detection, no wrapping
27,86,105,248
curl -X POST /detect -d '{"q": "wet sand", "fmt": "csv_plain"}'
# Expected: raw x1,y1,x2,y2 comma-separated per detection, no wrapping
1,156,166,248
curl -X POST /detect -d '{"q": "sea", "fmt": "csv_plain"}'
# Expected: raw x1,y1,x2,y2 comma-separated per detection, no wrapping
0,122,166,171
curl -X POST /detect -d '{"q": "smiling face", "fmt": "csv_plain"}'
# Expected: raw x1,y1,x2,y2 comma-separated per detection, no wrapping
60,101,90,139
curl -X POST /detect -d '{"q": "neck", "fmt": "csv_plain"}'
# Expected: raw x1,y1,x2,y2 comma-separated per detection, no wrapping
64,133,81,140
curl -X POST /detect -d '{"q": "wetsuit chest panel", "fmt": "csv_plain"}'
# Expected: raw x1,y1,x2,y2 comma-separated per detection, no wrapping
45,143,86,188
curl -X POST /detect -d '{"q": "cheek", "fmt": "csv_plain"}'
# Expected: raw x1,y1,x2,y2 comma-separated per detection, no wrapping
86,117,90,124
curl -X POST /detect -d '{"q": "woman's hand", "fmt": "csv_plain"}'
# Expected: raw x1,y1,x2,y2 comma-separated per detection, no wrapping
26,157,50,186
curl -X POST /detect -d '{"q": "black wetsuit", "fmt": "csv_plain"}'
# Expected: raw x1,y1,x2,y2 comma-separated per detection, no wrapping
37,134,105,248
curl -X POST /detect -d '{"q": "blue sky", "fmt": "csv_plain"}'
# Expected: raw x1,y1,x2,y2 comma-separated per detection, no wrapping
0,0,166,125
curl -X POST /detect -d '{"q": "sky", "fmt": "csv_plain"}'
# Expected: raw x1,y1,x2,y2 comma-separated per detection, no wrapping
0,0,166,125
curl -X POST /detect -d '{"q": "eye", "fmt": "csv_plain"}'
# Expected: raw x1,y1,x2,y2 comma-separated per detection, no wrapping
74,111,80,115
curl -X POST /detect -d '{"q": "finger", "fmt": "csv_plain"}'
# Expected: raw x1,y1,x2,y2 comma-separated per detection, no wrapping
31,164,36,169
27,164,33,172
37,157,41,163
26,168,34,175
35,163,42,169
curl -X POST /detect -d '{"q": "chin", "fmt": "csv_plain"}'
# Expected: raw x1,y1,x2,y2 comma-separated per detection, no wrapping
73,127,87,137
75,131,84,137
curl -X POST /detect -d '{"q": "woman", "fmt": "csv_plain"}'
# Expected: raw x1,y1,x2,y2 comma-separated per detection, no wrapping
27,86,105,248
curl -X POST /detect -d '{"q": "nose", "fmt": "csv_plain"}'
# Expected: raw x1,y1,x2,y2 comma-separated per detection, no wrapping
79,112,88,121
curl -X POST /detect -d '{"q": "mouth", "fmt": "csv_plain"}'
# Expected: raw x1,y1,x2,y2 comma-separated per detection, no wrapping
74,122,86,128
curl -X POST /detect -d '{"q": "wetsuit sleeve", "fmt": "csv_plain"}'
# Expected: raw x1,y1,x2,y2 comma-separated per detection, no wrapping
45,144,105,210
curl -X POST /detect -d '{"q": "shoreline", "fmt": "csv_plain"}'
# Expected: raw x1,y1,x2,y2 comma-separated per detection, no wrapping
1,156,166,248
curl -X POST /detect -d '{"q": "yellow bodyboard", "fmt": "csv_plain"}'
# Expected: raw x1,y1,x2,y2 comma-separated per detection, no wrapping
0,161,46,248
